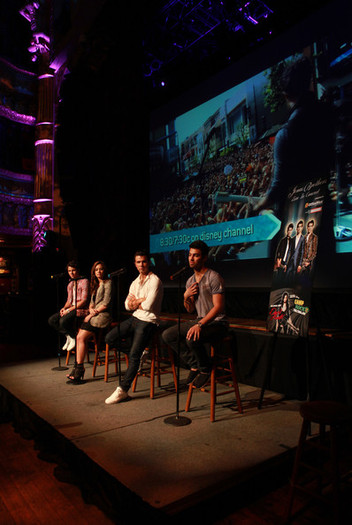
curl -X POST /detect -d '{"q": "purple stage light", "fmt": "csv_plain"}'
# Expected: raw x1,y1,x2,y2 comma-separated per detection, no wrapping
35,139,53,146
246,15,258,24
38,73,54,79
0,106,35,125
32,214,52,252
0,168,34,182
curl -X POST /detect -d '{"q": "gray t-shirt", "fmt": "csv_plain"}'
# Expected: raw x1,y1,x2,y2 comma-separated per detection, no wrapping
186,268,227,324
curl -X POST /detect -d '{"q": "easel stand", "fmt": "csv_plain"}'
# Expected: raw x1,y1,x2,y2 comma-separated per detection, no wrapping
258,330,278,409
164,272,191,427
258,330,313,409
258,314,333,410
309,296,333,401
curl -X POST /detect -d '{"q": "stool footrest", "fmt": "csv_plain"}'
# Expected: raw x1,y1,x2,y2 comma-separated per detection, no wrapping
299,461,336,477
93,336,125,382
291,483,335,505
185,337,243,422
132,339,177,399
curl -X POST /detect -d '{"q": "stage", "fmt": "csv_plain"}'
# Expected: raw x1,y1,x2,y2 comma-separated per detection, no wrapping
0,352,305,524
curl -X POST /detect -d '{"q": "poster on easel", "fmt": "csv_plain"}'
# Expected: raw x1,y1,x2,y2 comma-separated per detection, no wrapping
267,177,328,338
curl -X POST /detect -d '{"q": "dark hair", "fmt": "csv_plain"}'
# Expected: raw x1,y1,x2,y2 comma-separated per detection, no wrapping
189,240,209,257
66,260,79,270
307,220,314,227
281,56,312,99
134,249,150,260
90,260,108,295
287,223,294,230
297,220,304,228
281,291,289,305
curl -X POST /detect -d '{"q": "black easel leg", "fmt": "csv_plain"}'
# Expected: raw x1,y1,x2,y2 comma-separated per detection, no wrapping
309,329,333,401
258,331,278,409
309,295,333,401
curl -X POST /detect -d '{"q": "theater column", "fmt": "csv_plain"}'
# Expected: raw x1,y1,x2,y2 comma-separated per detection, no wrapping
33,64,54,252
19,1,55,252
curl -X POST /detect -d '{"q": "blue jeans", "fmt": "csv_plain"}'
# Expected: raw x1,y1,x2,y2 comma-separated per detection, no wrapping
162,320,228,373
105,317,156,392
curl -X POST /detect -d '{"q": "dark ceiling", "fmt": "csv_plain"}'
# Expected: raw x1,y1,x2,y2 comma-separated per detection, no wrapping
141,0,333,106
0,0,334,110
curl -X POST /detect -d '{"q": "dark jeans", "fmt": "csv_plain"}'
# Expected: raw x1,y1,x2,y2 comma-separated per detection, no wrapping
48,310,77,338
162,320,228,373
105,317,156,392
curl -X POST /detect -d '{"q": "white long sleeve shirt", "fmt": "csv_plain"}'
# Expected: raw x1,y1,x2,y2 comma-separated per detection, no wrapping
124,272,163,324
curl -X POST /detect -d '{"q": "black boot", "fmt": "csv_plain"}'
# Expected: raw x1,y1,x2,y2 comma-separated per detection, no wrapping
67,363,85,383
66,361,77,378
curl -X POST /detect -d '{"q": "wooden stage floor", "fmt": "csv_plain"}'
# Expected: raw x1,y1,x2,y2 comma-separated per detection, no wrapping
0,353,305,523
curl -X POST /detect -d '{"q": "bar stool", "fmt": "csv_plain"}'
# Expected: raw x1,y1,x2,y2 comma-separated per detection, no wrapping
286,400,352,524
65,346,90,366
92,328,129,382
185,334,243,422
132,332,177,399
66,345,75,365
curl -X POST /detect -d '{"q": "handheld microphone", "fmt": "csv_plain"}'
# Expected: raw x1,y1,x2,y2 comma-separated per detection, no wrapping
50,272,65,279
109,267,127,278
170,266,187,281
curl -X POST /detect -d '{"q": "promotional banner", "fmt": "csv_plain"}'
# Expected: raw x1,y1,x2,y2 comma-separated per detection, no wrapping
150,213,281,254
267,177,328,338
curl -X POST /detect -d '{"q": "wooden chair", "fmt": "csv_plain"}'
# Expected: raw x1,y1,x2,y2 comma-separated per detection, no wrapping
66,346,74,365
286,400,352,524
92,328,129,382
65,346,90,366
185,334,243,422
132,332,177,399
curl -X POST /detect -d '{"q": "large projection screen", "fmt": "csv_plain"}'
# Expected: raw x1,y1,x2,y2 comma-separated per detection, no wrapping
149,0,352,289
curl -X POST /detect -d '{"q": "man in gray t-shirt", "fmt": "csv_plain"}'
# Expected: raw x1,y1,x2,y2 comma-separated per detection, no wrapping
162,240,228,389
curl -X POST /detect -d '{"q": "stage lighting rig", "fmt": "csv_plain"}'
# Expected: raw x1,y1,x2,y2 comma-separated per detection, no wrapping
143,0,274,80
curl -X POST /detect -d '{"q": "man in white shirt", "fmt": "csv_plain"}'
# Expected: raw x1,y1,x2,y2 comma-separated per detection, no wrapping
105,250,163,404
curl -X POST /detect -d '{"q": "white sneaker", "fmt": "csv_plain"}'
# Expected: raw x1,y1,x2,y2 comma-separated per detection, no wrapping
62,336,69,351
105,386,129,405
66,335,76,352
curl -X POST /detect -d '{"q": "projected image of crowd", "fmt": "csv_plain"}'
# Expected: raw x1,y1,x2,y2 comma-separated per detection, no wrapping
150,140,273,261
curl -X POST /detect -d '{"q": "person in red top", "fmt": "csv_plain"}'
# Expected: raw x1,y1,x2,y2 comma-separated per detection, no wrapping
48,261,89,352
